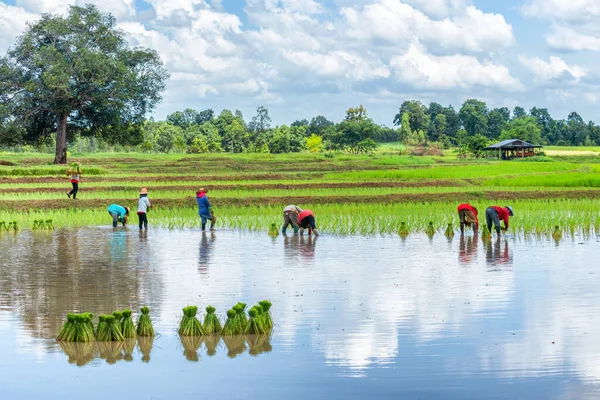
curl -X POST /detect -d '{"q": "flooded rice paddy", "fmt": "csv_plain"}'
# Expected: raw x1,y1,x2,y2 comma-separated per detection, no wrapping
1,228,599,399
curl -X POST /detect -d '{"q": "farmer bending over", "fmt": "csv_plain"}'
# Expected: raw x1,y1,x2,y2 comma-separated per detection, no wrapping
485,206,513,236
197,188,216,231
282,204,302,234
298,209,319,236
458,203,479,234
108,204,129,227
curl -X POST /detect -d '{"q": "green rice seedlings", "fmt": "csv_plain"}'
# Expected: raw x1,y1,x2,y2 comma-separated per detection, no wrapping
445,223,454,238
45,219,54,230
120,309,136,338
95,315,110,341
221,309,238,336
137,336,154,363
0,221,6,231
136,306,155,337
8,221,18,232
73,314,95,343
32,220,41,230
203,334,220,357
222,335,247,358
57,313,76,341
107,314,125,341
180,335,203,362
481,226,492,240
178,306,205,336
245,307,267,335
98,341,124,365
58,341,95,367
268,223,279,237
258,300,273,329
426,221,435,238
203,305,222,334
82,312,94,336
552,225,562,240
398,222,409,238
123,338,136,362
235,302,248,328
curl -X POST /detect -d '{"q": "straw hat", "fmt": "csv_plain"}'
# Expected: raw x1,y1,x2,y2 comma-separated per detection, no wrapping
140,188,149,195
197,187,208,193
506,206,514,216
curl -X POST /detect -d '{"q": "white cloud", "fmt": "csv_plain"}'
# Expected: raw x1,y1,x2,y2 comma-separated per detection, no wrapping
519,55,587,83
15,0,136,19
390,43,522,91
522,0,600,22
0,3,39,54
546,26,600,51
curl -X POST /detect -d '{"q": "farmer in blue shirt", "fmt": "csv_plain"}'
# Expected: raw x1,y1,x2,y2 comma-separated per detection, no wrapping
107,204,130,227
196,188,216,231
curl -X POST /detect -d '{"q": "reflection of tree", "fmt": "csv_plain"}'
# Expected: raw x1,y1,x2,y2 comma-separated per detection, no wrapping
484,237,512,267
459,233,478,265
58,341,95,367
198,231,216,274
0,228,164,340
180,335,203,362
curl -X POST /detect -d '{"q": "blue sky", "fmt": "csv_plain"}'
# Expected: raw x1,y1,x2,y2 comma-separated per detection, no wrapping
1,0,599,126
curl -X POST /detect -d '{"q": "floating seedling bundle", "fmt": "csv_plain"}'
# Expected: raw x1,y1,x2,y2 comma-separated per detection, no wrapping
235,302,248,328
179,306,205,336
97,314,125,341
258,300,273,329
0,221,6,231
136,306,155,337
398,222,409,238
268,223,279,237
7,221,18,232
221,309,239,336
245,307,267,335
445,223,454,238
57,313,95,342
203,305,222,334
121,309,136,338
552,225,562,240
481,226,492,239
426,221,435,238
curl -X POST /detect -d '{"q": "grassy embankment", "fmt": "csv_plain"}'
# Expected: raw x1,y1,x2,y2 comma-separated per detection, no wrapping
1,150,600,236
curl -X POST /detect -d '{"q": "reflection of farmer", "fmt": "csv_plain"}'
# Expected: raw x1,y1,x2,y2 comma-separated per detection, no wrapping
198,231,215,272
298,209,319,236
485,237,511,266
299,234,317,259
282,205,302,234
196,188,216,231
458,203,478,233
108,204,129,227
109,229,128,264
485,206,513,236
458,234,478,264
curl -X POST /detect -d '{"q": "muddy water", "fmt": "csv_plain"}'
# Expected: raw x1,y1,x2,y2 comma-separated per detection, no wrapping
1,228,599,399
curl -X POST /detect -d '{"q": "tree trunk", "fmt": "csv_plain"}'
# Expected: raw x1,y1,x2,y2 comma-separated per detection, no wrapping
54,112,68,164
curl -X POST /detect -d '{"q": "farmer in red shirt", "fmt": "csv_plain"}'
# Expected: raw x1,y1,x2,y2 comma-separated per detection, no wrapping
485,206,513,236
298,209,320,236
457,203,478,233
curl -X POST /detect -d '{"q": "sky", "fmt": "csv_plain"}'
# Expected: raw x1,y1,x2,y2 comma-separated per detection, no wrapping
0,0,599,126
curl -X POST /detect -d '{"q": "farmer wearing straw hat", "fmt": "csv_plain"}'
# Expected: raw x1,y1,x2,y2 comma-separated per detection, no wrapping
282,204,302,234
196,188,216,231
458,203,479,233
485,205,513,236
108,204,130,227
137,188,152,230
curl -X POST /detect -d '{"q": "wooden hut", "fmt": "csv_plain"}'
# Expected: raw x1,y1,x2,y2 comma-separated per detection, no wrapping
485,139,543,159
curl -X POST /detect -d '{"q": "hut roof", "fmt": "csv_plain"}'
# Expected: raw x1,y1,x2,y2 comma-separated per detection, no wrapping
485,139,543,150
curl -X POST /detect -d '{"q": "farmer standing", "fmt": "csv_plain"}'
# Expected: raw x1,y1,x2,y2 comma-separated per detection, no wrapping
457,203,479,233
485,206,513,236
66,161,82,199
298,209,319,236
137,188,152,230
196,188,216,231
108,204,130,227
282,205,302,234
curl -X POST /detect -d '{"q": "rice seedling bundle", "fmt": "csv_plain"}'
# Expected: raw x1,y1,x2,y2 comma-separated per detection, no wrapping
136,306,155,337
83,312,94,334
481,226,492,239
258,300,273,329
245,307,267,335
57,313,76,341
0,221,6,231
268,223,279,237
107,314,125,341
445,223,454,238
8,221,18,231
121,309,137,338
426,221,435,238
221,309,238,336
398,222,409,238
235,302,248,328
57,313,94,342
203,305,222,334
32,220,41,229
95,315,110,340
552,225,562,240
45,219,53,229
178,306,205,336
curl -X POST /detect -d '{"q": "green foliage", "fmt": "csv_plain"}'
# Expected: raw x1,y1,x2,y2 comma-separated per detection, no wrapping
499,116,543,144
306,134,324,153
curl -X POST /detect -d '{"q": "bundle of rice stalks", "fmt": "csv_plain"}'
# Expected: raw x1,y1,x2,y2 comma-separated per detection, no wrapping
123,338,136,362
258,300,273,329
121,309,136,338
32,220,42,230
45,219,54,230
425,221,435,238
203,305,222,334
398,222,409,238
82,312,94,334
552,225,562,240
57,313,94,342
95,315,110,340
203,335,220,356
180,335,203,362
57,313,76,341
58,341,95,367
178,306,204,336
246,333,273,356
106,314,125,341
222,335,247,358
235,303,248,328
98,341,124,365
137,336,154,363
221,309,238,336
0,221,6,231
481,226,492,240
136,306,155,337
445,223,454,238
268,223,279,237
245,307,267,335
8,221,18,232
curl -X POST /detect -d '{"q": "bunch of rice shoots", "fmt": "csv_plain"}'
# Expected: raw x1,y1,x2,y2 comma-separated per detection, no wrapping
221,309,238,336
57,313,76,341
445,223,454,238
106,314,125,341
245,307,267,335
45,219,54,230
235,303,248,328
137,336,154,363
8,221,18,232
258,300,273,329
398,222,409,238
178,306,205,336
481,226,492,239
136,306,155,336
0,221,6,231
268,223,279,237
203,305,222,334
552,225,562,240
121,309,136,338
95,314,110,340
426,221,435,238
32,220,42,230
180,335,203,362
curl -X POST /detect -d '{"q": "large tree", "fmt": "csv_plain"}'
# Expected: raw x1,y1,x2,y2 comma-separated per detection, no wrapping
393,100,430,133
0,5,168,163
459,99,488,137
